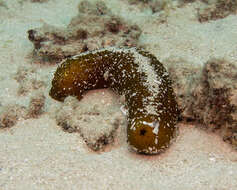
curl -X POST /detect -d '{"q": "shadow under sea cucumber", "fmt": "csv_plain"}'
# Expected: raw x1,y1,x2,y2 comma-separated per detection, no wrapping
49,47,179,154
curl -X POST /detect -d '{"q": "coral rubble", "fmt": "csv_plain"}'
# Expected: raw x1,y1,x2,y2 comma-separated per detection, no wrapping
168,58,237,149
54,95,125,151
27,0,141,62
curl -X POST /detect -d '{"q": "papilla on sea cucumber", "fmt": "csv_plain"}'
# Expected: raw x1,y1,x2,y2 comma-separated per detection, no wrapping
49,47,179,154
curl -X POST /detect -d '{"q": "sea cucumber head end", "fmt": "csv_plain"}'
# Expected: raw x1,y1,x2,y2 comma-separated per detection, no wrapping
49,58,89,101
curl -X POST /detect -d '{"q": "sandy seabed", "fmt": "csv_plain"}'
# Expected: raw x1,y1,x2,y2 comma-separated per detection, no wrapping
0,0,237,189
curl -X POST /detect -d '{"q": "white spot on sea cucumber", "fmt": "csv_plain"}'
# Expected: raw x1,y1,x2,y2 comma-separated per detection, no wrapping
152,121,159,135
142,121,154,127
142,121,160,135
130,120,136,130
155,138,158,144
120,105,127,115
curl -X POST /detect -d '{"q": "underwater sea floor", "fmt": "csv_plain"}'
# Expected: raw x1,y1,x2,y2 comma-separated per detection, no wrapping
0,0,237,189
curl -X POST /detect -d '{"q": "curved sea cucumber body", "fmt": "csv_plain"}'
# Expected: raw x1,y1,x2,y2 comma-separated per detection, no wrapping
49,47,179,154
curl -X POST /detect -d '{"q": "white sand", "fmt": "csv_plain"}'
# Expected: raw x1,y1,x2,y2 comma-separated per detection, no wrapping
0,0,237,189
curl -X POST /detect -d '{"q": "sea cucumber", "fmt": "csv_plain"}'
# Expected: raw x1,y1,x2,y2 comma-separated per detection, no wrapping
49,47,179,154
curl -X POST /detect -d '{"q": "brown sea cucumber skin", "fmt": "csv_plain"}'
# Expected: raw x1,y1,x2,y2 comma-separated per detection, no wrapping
49,47,179,154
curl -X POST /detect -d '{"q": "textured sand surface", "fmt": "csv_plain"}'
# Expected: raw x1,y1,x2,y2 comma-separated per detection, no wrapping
0,0,237,189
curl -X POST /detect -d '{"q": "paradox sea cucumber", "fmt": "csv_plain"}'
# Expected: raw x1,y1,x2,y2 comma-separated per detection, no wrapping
49,47,179,154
